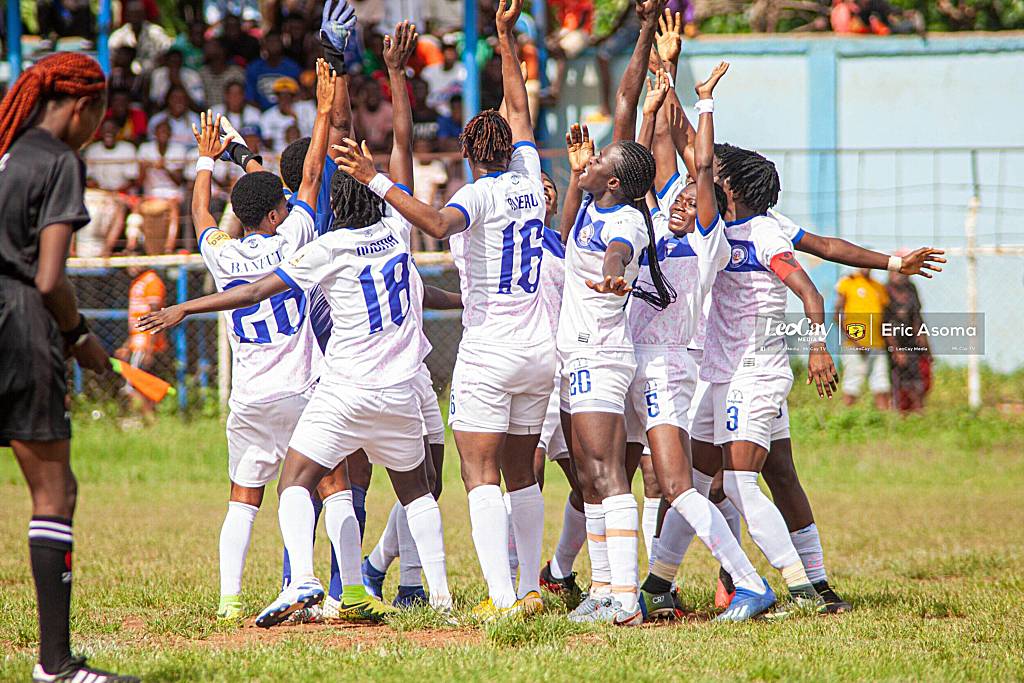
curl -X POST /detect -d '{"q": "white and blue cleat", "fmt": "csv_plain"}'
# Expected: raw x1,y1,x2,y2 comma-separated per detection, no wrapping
256,578,325,629
361,556,387,599
715,578,776,622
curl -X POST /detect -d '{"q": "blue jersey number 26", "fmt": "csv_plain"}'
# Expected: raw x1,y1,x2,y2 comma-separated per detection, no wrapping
498,219,544,294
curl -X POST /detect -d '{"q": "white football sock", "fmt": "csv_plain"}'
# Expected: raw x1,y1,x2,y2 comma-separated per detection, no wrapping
641,497,660,568
508,484,544,598
219,501,257,596
404,494,452,610
692,468,714,496
550,497,586,579
716,496,743,543
367,501,401,573
278,486,316,583
791,523,827,584
503,492,519,585
650,507,694,583
584,502,611,592
671,489,764,595
396,504,423,586
467,484,517,608
322,490,361,588
722,470,803,580
603,493,639,612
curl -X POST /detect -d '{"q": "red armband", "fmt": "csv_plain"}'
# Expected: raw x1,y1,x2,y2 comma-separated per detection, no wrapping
769,252,803,281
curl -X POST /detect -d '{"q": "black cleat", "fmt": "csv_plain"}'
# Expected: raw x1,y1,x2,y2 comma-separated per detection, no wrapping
33,656,140,682
642,588,682,621
539,562,583,608
813,581,852,614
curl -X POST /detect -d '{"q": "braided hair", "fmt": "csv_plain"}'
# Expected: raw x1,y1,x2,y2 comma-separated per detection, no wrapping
331,170,384,229
0,53,106,157
611,141,676,311
459,109,512,169
713,143,780,216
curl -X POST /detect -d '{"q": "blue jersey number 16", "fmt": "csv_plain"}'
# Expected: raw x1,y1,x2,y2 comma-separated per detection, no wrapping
498,219,544,294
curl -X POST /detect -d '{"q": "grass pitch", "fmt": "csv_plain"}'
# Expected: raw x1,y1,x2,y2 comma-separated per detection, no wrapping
2,392,1023,681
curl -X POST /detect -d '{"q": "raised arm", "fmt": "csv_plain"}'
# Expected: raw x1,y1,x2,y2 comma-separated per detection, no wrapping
137,272,290,334
496,0,534,144
638,69,670,151
559,123,594,243
796,233,946,279
332,138,465,239
613,0,665,143
191,112,231,238
319,0,357,147
775,258,838,399
384,21,418,190
694,62,728,230
296,59,337,208
652,10,687,189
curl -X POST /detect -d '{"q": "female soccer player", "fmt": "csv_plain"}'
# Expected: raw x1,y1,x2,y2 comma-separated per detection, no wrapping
552,0,675,626
335,0,551,618
0,53,139,683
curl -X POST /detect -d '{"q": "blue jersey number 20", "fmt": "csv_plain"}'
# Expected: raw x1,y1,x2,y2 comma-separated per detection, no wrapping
224,279,307,344
359,252,412,334
498,219,544,294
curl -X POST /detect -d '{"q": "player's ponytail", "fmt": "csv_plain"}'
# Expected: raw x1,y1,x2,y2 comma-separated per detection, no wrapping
0,52,106,157
613,141,676,311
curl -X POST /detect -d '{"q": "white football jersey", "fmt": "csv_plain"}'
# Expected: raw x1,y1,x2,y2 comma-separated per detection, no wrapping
655,171,686,216
557,194,650,354
539,227,565,338
700,213,795,383
630,210,729,349
199,202,322,405
444,142,549,346
275,215,425,388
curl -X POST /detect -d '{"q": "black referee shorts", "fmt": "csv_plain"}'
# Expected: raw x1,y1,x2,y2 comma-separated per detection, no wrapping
0,278,70,445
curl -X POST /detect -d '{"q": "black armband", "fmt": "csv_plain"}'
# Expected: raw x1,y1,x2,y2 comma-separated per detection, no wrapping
61,314,90,348
321,43,347,75
223,141,263,170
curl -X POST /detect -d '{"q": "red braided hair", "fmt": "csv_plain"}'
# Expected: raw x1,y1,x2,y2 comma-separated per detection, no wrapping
0,52,106,157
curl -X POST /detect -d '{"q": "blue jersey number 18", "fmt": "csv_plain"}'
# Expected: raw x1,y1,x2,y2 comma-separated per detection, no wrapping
359,252,412,334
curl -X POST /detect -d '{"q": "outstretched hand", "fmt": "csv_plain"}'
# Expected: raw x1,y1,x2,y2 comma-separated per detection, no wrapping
565,123,594,174
636,0,666,23
383,21,419,72
642,69,671,117
137,306,187,334
320,0,357,54
332,138,377,184
315,58,337,114
900,247,947,278
656,9,683,64
192,110,230,160
586,275,632,296
496,0,524,35
695,61,729,100
807,344,839,399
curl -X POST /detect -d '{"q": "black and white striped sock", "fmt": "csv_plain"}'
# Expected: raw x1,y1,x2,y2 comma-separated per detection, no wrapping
29,516,73,674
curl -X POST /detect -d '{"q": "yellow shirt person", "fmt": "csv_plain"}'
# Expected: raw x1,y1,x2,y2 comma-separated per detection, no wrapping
835,270,889,350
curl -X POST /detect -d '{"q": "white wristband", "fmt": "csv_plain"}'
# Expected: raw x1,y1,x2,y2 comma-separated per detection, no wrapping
196,156,215,173
367,173,395,198
695,99,714,115
887,255,903,273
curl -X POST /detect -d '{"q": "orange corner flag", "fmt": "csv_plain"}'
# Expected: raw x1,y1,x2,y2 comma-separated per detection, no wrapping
109,358,177,404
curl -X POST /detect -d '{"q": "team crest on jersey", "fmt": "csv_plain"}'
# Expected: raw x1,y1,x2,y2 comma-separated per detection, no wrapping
727,390,744,404
730,245,748,266
577,223,595,247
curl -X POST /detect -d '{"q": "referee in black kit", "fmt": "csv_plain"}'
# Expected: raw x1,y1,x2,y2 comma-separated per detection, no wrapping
0,53,139,683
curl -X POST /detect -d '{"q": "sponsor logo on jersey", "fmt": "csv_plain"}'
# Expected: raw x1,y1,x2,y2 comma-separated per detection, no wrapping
727,389,744,404
206,230,231,248
577,332,590,344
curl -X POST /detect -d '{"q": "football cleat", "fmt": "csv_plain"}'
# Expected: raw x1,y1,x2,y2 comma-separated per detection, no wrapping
256,579,325,629
393,585,429,609
715,578,776,622
322,595,342,619
471,597,522,622
217,594,243,621
641,589,682,621
287,603,324,624
33,656,139,683
361,556,387,600
813,581,852,614
715,567,737,609
339,593,399,623
566,592,604,622
582,596,643,626
539,562,583,607
517,590,545,616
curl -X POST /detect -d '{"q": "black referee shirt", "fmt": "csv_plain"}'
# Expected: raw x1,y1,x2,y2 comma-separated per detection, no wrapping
0,128,91,286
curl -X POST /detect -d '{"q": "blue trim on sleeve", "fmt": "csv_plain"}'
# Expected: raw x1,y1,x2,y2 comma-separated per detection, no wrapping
198,226,218,248
513,141,538,150
542,227,565,259
656,172,680,199
608,236,634,258
293,200,315,220
394,183,412,196
792,228,806,245
696,213,720,237
273,268,303,291
446,202,471,229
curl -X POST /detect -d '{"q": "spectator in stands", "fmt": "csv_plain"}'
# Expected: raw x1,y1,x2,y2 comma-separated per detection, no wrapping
108,0,172,72
831,0,923,34
103,88,148,144
353,77,394,153
114,255,169,414
436,92,462,152
137,119,187,254
421,32,465,116
281,13,310,66
479,53,504,111
246,32,302,110
216,80,262,132
260,77,315,152
219,13,262,65
150,47,205,109
149,86,201,148
545,0,593,106
835,267,891,409
36,0,95,42
108,45,147,102
173,20,207,71
885,272,932,413
200,41,246,109
81,120,139,257
595,7,641,121
205,0,260,27
411,76,440,141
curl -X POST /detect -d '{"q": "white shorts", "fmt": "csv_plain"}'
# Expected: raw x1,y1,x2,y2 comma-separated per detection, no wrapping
226,388,312,487
625,348,698,445
414,364,445,446
559,350,636,414
538,384,569,461
449,339,555,434
289,377,425,473
841,348,891,396
690,370,793,449
771,399,791,440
